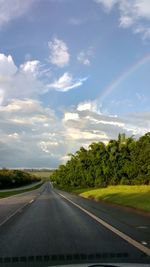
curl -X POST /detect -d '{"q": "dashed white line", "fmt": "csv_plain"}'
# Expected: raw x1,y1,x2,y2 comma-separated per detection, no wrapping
141,241,148,245
58,192,150,257
0,202,29,227
137,226,148,229
0,198,35,227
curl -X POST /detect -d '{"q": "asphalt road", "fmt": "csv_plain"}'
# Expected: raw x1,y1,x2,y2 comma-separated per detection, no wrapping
0,181,42,192
0,182,149,266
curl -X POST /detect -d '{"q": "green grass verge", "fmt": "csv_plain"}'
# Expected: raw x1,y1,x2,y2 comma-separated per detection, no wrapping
0,181,44,198
55,184,93,194
80,185,150,212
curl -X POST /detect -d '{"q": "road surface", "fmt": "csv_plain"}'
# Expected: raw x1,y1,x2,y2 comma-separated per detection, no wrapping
0,182,149,266
0,181,42,192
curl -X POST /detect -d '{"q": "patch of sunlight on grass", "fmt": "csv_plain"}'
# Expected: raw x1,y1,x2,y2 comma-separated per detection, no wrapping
80,185,150,212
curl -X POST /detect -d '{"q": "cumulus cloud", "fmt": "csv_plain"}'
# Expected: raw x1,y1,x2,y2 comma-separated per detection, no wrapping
95,0,150,39
0,99,64,168
0,54,17,75
0,0,35,28
48,72,87,92
63,112,79,121
77,48,93,66
77,100,100,113
0,98,149,167
0,53,47,104
20,60,40,75
48,37,70,67
0,53,88,104
63,101,150,151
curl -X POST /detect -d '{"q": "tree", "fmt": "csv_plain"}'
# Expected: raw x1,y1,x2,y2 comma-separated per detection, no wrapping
51,132,150,188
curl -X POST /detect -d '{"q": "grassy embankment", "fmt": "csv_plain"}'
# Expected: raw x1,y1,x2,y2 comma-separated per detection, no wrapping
0,181,43,199
57,185,150,213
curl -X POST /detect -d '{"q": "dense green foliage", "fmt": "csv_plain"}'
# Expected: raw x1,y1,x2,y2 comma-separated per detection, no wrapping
51,133,150,187
0,169,40,189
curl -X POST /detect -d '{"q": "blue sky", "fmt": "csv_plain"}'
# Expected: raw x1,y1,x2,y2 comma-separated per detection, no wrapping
0,0,150,168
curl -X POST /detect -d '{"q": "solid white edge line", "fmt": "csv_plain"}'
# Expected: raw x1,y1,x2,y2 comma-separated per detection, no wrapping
58,193,150,257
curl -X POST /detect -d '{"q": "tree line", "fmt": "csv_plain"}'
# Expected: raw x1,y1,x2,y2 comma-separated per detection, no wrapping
51,132,150,188
0,169,40,189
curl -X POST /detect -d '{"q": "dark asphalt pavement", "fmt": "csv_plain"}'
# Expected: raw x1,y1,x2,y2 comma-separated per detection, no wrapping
0,182,149,266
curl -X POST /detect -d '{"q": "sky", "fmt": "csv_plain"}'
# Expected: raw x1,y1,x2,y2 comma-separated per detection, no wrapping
0,0,150,168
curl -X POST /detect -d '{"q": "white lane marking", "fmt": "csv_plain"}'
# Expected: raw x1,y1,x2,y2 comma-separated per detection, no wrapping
141,241,148,245
0,197,35,227
0,202,29,227
58,193,150,256
50,181,53,188
137,226,148,229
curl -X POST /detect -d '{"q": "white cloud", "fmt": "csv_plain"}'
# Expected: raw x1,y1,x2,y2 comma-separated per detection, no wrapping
0,98,64,168
77,52,90,66
20,60,40,75
0,0,34,28
95,0,150,39
0,98,149,167
62,101,150,155
63,112,79,121
77,48,93,66
119,16,134,28
0,54,46,104
48,72,87,92
0,99,56,124
64,127,108,141
48,37,70,67
0,53,87,104
0,89,3,105
95,0,118,11
0,54,17,75
77,100,100,112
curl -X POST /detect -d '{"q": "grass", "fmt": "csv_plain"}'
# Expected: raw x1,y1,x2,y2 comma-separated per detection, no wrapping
0,181,44,198
54,184,94,194
79,185,150,213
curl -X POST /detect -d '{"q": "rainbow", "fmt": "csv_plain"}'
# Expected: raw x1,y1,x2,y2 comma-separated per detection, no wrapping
98,53,150,101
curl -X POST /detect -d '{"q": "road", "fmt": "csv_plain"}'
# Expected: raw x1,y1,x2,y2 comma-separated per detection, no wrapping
0,181,42,192
0,182,149,266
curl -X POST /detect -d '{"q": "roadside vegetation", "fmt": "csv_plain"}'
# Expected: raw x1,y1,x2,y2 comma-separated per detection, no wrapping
0,169,40,189
51,132,150,187
0,181,43,198
51,132,150,212
80,185,150,212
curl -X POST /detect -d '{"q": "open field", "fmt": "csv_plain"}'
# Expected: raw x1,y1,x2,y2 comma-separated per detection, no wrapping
79,185,150,212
